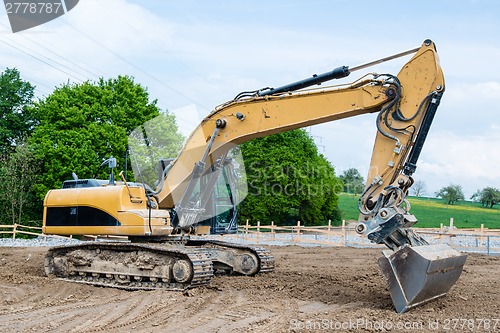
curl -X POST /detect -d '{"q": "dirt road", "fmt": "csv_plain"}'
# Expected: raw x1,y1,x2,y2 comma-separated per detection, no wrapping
0,245,498,332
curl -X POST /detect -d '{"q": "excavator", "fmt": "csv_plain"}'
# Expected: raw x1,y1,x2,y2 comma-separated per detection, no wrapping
43,39,467,313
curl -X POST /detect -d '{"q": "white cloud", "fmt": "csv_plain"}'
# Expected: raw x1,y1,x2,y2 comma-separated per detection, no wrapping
0,0,174,96
310,115,378,177
446,81,500,105
417,131,500,197
439,42,500,82
310,118,500,199
170,104,203,137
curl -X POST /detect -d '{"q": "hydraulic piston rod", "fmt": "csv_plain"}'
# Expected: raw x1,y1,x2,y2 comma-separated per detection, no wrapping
257,44,421,97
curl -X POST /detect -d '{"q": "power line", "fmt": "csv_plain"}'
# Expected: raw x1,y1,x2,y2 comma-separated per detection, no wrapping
0,36,85,82
60,17,208,109
12,33,100,78
0,23,90,81
0,21,103,80
96,1,212,84
0,7,209,130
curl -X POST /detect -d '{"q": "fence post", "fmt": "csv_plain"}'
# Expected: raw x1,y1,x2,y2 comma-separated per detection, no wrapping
449,218,454,229
440,223,444,243
342,220,346,246
480,224,485,248
327,220,331,242
296,221,301,236
271,221,275,239
257,221,261,242
245,220,249,240
12,224,17,239
487,236,490,256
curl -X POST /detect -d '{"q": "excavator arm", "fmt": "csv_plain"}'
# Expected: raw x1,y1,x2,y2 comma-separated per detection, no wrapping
152,40,466,313
157,40,437,240
161,78,394,227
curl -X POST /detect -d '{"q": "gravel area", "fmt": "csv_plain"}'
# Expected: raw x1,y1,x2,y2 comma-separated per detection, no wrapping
1,231,499,255
0,235,81,247
214,231,500,255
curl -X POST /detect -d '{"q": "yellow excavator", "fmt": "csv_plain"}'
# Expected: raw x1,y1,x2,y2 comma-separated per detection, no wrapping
43,39,466,313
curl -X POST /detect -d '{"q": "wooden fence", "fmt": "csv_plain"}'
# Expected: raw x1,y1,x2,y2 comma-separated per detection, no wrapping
238,219,500,237
0,223,74,240
0,223,43,239
0,223,127,241
212,219,500,255
2,220,499,255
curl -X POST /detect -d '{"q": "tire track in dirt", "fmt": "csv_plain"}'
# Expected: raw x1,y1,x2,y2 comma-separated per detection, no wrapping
0,246,499,333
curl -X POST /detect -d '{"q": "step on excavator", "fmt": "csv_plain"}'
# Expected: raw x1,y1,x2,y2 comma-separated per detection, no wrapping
43,39,466,313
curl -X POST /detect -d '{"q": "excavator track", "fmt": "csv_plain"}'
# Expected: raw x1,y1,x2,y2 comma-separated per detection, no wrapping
45,242,214,291
186,239,275,274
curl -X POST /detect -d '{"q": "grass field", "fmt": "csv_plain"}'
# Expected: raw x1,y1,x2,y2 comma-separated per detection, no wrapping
338,193,500,229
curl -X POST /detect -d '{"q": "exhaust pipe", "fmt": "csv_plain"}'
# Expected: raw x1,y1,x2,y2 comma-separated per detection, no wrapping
378,244,467,313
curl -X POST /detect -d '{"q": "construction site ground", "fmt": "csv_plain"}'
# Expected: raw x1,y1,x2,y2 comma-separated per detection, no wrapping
0,245,498,333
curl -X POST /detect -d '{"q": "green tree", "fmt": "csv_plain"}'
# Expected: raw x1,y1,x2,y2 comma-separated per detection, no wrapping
471,187,500,208
0,68,35,154
338,168,365,194
28,75,178,200
238,129,342,226
128,112,184,186
435,184,465,205
0,143,40,225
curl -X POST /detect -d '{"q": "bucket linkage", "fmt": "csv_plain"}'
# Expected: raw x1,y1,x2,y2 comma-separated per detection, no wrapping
357,193,467,313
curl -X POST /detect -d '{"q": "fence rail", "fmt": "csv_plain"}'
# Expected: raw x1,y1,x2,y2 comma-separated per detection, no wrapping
214,219,500,256
238,220,500,235
0,223,132,242
0,223,45,239
0,223,78,241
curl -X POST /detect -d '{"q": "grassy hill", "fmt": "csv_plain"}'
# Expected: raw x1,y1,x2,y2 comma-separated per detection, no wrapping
338,193,500,229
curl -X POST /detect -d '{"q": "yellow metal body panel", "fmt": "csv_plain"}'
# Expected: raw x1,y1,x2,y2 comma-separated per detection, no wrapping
366,44,444,189
159,83,391,208
43,184,172,236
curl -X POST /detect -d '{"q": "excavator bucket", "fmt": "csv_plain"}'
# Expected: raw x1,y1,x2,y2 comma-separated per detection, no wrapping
378,244,467,313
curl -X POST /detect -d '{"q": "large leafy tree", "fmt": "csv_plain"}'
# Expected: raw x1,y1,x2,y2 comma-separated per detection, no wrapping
238,129,342,226
0,68,35,154
338,167,365,194
128,112,185,187
28,76,176,199
471,187,500,208
0,143,40,225
435,184,465,205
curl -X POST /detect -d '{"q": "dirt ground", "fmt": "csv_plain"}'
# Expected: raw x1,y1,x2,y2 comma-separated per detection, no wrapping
0,245,498,333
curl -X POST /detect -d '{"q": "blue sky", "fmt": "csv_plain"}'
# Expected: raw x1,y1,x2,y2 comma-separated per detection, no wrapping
1,0,499,198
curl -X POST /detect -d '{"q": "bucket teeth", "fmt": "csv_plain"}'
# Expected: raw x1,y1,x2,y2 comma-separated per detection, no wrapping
378,244,467,313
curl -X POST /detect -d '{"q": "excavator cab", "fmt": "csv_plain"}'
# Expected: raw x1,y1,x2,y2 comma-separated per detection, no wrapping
157,156,239,235
195,162,239,235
